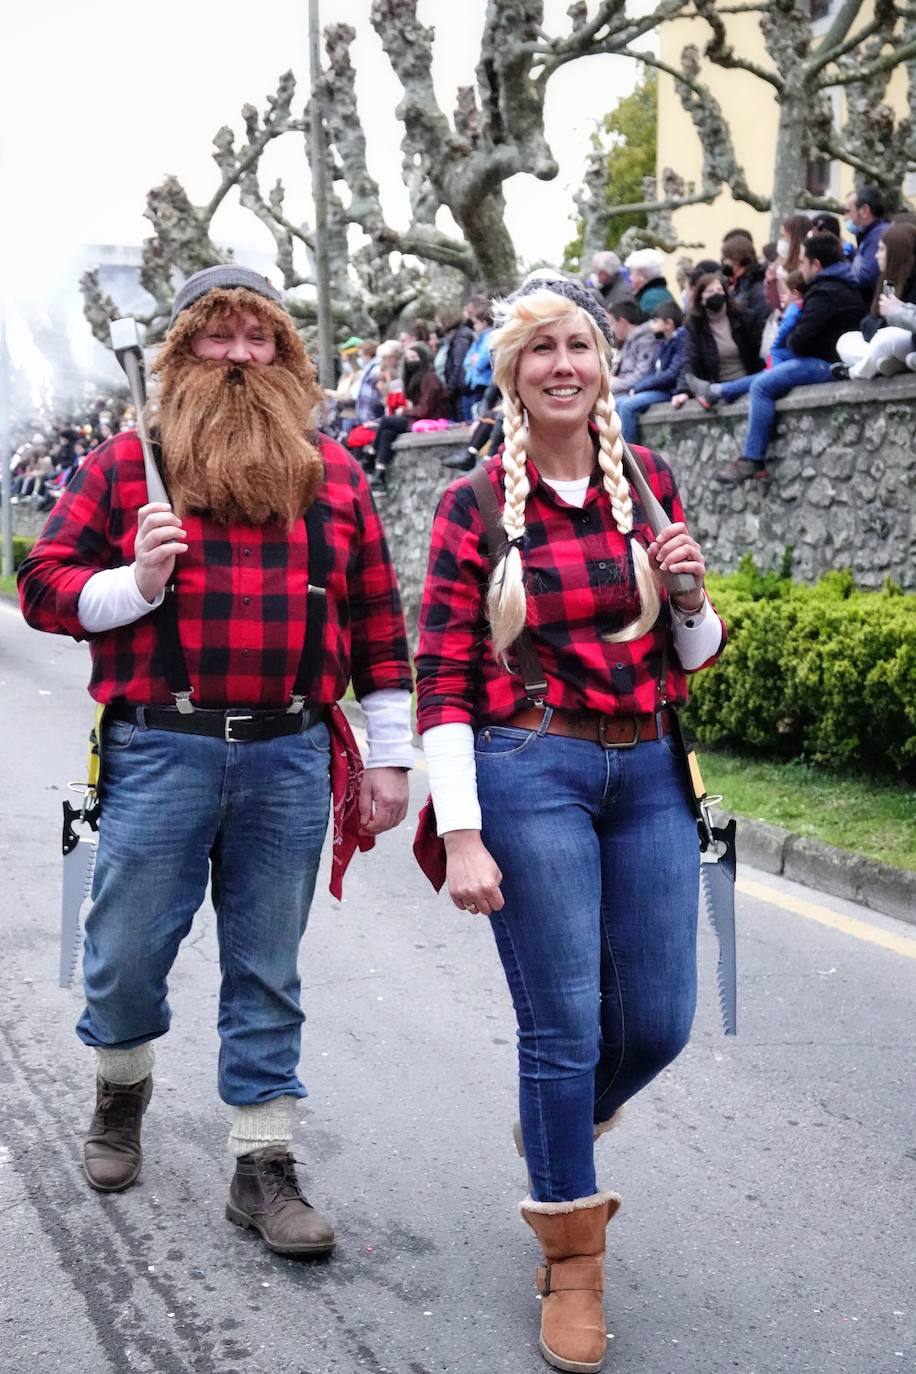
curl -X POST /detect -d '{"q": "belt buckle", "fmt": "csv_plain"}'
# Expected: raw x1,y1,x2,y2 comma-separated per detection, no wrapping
224,712,254,742
598,714,640,749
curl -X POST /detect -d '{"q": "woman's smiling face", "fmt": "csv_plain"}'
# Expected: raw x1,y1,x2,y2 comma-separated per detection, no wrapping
515,313,602,430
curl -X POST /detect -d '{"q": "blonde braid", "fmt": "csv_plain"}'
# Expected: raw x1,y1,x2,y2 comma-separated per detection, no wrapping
593,379,661,643
486,393,530,656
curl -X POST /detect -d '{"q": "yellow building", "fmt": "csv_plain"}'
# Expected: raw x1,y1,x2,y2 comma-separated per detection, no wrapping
656,0,910,259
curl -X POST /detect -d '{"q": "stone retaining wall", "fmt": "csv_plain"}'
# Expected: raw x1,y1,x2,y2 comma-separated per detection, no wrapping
379,377,916,630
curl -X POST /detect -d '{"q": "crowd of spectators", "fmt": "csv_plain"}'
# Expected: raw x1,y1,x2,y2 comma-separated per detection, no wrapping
575,183,916,485
4,394,135,513
16,193,909,515
322,189,916,494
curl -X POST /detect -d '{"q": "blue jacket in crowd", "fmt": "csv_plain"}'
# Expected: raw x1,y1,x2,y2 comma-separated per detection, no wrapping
463,328,493,390
630,327,686,397
766,301,802,367
850,217,890,300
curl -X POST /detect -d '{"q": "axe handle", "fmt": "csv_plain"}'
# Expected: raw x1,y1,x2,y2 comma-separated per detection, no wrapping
620,439,698,599
121,352,170,506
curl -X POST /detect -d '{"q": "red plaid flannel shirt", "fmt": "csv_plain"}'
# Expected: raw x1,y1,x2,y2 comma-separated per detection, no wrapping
415,447,725,732
18,432,412,708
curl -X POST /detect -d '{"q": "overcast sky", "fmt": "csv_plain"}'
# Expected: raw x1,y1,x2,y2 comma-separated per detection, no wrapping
2,1,648,387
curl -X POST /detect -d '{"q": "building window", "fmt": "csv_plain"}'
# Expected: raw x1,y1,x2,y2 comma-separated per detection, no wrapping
806,159,832,197
810,0,832,19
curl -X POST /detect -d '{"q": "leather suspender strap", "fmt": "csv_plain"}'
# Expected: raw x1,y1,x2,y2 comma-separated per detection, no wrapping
467,464,548,705
148,445,195,712
288,498,330,712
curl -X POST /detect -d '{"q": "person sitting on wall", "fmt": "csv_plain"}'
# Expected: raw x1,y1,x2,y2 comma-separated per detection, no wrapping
845,185,892,303
671,271,762,411
833,222,916,379
614,302,686,442
607,300,660,394
721,232,770,338
685,233,864,484
623,249,675,314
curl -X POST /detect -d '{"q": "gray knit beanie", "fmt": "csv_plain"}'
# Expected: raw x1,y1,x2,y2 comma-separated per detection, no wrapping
504,272,615,349
169,266,284,327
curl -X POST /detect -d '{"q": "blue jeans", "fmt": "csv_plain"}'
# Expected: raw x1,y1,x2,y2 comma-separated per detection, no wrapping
719,358,833,460
615,390,671,443
76,715,331,1106
476,716,700,1202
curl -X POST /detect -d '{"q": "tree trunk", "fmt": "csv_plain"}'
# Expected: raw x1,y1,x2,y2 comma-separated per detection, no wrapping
455,190,520,295
770,88,808,239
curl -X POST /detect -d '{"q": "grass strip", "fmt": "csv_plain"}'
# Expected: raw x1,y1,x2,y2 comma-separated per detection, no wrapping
698,747,916,873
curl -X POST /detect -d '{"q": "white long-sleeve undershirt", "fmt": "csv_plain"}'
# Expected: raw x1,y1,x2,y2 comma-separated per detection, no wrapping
76,565,413,770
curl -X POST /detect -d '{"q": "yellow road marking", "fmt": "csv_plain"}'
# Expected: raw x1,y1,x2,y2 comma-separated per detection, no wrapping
737,877,916,959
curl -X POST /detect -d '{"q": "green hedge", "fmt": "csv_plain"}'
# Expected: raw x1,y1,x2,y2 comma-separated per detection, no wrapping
683,557,916,781
12,535,35,569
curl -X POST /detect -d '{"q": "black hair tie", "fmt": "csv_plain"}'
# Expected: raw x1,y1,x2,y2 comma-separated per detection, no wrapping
507,535,525,551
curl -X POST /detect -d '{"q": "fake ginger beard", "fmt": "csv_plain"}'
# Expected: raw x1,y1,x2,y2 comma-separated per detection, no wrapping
150,289,324,526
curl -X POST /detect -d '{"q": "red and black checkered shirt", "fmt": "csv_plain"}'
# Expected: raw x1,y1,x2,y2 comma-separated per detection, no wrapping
18,431,412,708
415,447,726,732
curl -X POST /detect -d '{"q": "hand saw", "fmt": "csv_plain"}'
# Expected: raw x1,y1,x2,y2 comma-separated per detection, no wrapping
59,797,99,987
670,710,738,1035
59,705,104,988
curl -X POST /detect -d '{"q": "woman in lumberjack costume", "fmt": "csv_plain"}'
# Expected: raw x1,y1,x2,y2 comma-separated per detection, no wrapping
19,266,413,1257
414,277,726,1372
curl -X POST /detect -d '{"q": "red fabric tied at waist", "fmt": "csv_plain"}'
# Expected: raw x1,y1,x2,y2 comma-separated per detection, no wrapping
328,702,375,898
413,796,447,892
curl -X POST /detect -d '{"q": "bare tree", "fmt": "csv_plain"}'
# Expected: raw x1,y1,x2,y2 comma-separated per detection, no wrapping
637,0,916,235
81,0,698,346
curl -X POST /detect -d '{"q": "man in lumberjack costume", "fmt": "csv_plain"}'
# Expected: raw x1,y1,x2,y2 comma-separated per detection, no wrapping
18,266,414,1255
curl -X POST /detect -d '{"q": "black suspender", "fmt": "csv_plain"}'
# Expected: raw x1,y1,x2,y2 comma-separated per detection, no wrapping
467,464,548,707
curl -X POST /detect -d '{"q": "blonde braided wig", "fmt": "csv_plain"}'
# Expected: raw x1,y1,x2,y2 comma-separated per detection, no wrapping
486,288,659,656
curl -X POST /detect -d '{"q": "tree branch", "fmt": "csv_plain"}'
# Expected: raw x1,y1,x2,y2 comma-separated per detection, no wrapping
206,71,304,220
807,10,888,79
826,36,916,84
818,0,872,55
693,0,785,90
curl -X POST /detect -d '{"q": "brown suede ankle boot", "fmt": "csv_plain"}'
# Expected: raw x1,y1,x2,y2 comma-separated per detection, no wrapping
226,1147,335,1256
83,1075,153,1192
520,1191,621,1373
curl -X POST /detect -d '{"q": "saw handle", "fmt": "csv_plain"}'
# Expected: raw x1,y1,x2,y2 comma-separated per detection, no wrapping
620,440,699,600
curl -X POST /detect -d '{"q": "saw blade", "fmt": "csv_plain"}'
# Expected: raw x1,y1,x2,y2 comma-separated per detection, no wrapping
59,837,97,988
700,820,738,1036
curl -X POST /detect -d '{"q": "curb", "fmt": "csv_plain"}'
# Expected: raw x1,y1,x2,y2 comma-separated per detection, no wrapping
709,807,915,928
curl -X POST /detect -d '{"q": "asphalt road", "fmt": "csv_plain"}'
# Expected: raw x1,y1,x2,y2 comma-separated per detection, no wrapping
1,598,914,1374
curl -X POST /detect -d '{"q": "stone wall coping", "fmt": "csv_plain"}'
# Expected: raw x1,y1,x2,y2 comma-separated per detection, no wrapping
638,372,916,427
392,423,474,450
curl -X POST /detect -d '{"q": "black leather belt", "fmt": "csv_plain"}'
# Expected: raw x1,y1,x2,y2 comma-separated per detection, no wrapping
107,703,327,744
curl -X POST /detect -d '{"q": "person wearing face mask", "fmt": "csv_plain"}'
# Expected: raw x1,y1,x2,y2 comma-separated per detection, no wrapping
844,186,892,303
764,215,812,313
670,272,762,410
615,302,686,441
720,233,769,337
686,234,863,483
368,342,451,491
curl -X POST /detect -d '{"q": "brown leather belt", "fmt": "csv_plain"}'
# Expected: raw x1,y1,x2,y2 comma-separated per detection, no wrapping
502,706,672,749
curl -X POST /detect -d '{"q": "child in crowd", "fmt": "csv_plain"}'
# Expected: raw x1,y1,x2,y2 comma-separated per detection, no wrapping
614,302,686,443
766,271,805,367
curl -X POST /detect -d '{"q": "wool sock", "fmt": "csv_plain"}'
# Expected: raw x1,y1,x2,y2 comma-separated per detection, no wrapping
95,1043,155,1085
228,1096,296,1157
